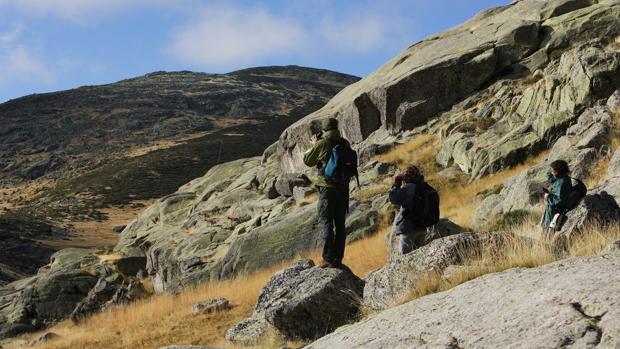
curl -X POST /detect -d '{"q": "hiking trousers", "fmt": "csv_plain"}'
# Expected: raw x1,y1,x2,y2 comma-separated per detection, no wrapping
317,186,348,264
398,227,427,255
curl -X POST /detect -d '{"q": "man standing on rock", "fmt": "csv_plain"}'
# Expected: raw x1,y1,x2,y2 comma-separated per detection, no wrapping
303,118,351,268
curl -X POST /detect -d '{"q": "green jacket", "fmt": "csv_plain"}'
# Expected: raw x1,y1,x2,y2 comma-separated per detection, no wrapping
543,171,572,227
303,129,347,188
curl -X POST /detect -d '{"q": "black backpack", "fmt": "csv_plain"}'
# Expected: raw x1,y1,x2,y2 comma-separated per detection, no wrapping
405,181,440,228
563,177,587,212
324,139,360,187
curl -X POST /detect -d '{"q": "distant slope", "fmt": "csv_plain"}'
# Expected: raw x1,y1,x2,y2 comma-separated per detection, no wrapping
0,66,358,220
0,66,358,184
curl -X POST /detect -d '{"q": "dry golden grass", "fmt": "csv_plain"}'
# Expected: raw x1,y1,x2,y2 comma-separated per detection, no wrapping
35,260,298,349
377,134,448,189
402,217,620,304
289,192,319,210
352,181,391,203
440,152,548,228
40,201,155,250
585,154,611,188
342,215,390,277
606,35,620,52
567,222,620,257
611,109,620,150
34,217,391,349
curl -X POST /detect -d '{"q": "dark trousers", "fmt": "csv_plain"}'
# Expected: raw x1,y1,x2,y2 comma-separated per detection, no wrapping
317,186,348,264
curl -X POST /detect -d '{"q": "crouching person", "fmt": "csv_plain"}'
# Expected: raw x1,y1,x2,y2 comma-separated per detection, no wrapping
389,165,439,255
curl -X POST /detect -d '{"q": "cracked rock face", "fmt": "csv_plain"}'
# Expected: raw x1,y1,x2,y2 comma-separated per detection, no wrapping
472,94,620,230
307,246,620,349
364,232,522,310
227,259,364,344
114,157,381,293
276,0,620,177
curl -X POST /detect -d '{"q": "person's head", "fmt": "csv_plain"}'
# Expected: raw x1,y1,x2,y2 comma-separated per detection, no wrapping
309,122,323,138
322,117,338,131
401,165,423,183
550,159,569,177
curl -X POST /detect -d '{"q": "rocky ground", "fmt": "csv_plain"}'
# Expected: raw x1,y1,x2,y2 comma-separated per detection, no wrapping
1,0,620,346
308,244,620,349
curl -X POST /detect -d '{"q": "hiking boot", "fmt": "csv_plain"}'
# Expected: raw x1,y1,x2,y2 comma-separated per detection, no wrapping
318,259,332,268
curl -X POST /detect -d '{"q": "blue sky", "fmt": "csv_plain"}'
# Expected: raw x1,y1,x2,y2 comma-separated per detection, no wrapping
0,0,509,103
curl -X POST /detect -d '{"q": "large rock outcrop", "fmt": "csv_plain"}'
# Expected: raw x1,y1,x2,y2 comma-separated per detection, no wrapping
0,248,147,338
473,92,620,230
276,0,620,177
386,218,463,261
307,244,620,348
0,269,98,337
226,260,364,344
546,166,620,243
114,157,380,292
364,232,522,310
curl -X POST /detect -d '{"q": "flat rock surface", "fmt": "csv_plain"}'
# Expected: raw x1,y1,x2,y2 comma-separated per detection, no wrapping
308,249,620,349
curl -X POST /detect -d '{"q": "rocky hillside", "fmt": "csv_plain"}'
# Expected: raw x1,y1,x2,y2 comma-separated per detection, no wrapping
0,66,358,218
0,66,358,322
114,0,620,291
1,0,619,344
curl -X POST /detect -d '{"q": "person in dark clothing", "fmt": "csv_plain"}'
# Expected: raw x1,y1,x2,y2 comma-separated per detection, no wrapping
389,165,428,254
303,117,350,268
542,160,573,240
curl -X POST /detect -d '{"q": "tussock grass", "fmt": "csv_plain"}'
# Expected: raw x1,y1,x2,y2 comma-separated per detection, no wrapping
36,263,287,349
378,134,440,173
611,109,620,150
585,154,611,188
377,134,452,191
401,217,620,304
